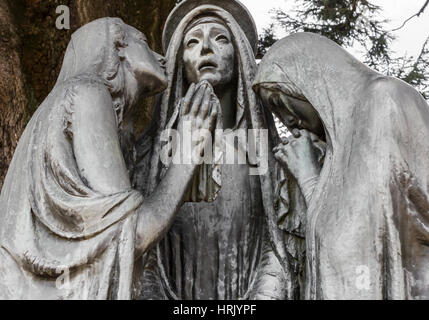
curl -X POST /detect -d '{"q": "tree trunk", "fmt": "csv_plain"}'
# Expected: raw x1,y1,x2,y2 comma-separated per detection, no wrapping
0,0,176,189
0,0,28,189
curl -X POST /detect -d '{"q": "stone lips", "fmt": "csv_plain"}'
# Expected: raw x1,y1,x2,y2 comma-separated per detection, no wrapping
162,0,258,55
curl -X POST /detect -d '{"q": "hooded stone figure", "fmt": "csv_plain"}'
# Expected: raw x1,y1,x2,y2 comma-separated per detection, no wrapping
0,17,217,300
133,0,304,300
254,32,429,300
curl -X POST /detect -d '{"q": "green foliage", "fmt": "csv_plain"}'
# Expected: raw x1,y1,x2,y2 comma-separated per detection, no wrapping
386,36,429,99
260,0,429,100
257,24,278,59
273,0,393,67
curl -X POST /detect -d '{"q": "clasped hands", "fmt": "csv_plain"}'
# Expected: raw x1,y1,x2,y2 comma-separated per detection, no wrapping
273,128,322,187
176,80,219,162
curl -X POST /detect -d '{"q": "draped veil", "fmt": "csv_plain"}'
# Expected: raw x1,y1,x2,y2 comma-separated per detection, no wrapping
254,32,429,299
134,5,302,299
0,18,143,300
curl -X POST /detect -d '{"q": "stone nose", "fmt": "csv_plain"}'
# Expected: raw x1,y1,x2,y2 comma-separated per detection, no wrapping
153,51,166,68
200,35,214,56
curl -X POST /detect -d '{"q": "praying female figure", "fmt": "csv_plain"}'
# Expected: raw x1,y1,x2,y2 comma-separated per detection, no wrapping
134,0,296,300
0,18,217,300
254,32,429,300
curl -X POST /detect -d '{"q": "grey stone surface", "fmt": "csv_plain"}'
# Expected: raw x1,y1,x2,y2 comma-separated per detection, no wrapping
254,32,429,299
4,0,423,301
133,1,297,300
162,0,258,55
0,17,217,299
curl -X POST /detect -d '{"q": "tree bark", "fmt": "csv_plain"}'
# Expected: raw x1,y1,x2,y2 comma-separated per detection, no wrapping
0,0,176,189
0,0,28,189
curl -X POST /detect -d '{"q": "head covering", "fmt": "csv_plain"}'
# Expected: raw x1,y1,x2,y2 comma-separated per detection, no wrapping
147,4,260,198
0,18,143,299
57,17,135,127
138,4,299,298
57,18,124,83
254,32,429,299
162,0,258,55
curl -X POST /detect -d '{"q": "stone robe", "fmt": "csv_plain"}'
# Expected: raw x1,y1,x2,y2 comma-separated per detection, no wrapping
0,18,142,300
134,5,296,300
254,32,429,299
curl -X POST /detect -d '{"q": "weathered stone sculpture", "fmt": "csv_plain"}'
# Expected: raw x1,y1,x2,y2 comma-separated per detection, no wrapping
0,17,218,299
5,0,423,301
254,32,429,300
134,0,297,300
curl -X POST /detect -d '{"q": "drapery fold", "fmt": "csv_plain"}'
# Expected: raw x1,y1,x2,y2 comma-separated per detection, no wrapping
254,32,429,299
0,18,142,300
136,4,303,300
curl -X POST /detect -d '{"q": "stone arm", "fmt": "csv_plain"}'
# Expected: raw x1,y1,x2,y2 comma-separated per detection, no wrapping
133,164,196,255
72,82,217,257
299,175,319,207
72,85,197,257
273,129,324,208
72,85,132,195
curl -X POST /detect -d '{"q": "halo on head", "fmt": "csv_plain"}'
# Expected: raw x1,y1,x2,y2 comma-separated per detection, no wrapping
162,0,258,55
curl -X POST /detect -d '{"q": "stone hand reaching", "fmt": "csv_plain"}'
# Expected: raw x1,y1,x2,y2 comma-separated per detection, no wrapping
135,81,218,254
177,80,219,161
273,129,322,205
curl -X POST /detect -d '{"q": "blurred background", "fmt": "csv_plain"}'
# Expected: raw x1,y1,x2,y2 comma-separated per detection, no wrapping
242,0,429,135
0,0,428,188
245,0,428,100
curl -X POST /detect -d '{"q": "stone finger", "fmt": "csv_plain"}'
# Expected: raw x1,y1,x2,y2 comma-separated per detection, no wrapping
183,83,196,115
199,88,212,119
191,83,207,116
292,128,301,138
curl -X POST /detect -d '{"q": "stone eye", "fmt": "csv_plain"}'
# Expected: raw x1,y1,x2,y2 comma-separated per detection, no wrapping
215,35,229,43
187,39,199,48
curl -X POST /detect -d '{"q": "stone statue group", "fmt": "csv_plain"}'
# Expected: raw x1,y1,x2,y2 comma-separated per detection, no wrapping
1,0,429,300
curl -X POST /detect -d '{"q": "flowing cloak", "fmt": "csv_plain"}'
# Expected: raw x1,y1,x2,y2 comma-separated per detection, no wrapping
0,18,143,300
254,32,429,300
133,5,305,300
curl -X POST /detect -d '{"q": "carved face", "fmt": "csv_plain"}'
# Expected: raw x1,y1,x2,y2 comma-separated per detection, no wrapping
120,29,167,96
183,22,235,89
259,88,324,137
